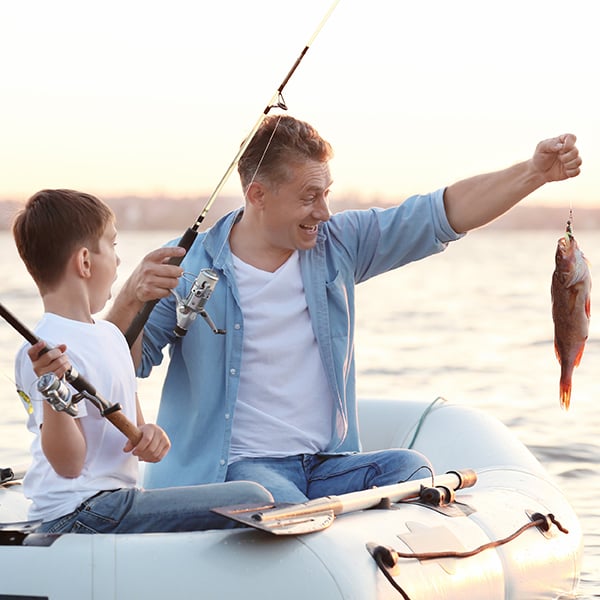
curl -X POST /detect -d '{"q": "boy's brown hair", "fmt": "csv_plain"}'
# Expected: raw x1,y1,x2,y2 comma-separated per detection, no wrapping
12,189,114,293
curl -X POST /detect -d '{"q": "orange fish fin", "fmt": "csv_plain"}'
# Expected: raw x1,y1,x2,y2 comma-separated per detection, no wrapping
585,296,591,319
553,341,562,364
559,382,571,410
573,343,586,367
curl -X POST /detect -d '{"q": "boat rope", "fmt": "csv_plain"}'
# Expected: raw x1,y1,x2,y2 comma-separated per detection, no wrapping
370,512,569,600
406,396,447,449
124,0,342,347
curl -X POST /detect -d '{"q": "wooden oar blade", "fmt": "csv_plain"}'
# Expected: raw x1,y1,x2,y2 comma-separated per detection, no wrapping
212,470,478,536
212,503,335,535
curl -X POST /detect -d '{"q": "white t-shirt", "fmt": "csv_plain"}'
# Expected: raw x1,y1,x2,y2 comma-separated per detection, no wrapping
15,313,138,521
229,251,334,463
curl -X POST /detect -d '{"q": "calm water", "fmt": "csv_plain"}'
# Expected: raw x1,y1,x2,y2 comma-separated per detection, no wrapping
0,227,598,598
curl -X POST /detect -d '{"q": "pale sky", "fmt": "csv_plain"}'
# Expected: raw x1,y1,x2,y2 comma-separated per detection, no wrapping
1,0,598,208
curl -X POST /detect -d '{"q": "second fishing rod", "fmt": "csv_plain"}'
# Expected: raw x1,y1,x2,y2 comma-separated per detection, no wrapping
124,0,341,347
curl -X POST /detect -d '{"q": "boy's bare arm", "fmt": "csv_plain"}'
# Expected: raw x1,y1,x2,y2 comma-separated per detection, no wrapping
40,403,87,478
27,342,86,477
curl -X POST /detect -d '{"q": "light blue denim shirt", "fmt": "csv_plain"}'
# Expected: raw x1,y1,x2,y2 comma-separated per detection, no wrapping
141,188,463,488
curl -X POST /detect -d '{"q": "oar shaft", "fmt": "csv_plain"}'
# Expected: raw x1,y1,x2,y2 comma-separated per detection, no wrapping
254,470,477,523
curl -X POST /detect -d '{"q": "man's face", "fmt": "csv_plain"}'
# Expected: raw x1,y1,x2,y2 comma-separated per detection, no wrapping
260,159,332,253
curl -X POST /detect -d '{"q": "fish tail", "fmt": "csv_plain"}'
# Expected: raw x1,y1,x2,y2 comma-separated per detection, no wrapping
559,381,572,410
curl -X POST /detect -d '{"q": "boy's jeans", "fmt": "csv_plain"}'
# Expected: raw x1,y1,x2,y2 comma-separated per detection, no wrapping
38,480,272,534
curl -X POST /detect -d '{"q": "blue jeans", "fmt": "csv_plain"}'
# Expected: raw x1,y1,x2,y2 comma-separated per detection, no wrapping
37,481,273,534
225,450,433,503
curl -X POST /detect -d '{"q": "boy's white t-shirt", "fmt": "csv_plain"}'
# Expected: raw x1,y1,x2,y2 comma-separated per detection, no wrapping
229,251,334,463
15,313,138,521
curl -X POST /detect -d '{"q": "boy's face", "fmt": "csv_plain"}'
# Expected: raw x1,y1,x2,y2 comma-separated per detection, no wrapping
89,220,120,314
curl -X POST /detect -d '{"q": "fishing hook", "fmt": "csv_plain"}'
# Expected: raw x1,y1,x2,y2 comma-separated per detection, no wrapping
124,0,342,347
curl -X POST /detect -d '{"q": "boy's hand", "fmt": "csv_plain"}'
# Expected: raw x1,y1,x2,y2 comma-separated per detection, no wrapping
124,423,171,463
28,341,70,378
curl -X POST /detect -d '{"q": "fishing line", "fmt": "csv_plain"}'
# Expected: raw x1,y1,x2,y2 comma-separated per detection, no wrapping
125,0,342,346
567,138,574,237
243,114,284,198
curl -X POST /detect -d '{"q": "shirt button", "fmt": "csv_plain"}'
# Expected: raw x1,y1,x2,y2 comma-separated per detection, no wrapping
230,368,236,375
234,323,241,330
220,459,226,466
224,413,230,420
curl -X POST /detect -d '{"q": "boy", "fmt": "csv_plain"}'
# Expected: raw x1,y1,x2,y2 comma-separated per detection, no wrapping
12,189,272,533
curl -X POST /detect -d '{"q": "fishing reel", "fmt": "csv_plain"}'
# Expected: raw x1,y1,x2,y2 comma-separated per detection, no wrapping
37,372,112,417
37,373,82,417
173,268,226,337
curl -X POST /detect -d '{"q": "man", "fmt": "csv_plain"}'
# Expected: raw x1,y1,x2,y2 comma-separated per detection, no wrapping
107,116,581,503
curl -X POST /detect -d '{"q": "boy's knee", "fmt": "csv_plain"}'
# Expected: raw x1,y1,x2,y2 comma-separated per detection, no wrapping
229,480,274,504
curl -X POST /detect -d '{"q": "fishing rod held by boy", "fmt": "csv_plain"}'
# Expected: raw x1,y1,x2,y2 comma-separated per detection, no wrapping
0,302,142,446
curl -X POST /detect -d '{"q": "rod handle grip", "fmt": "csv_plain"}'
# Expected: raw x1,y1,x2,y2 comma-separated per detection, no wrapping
104,410,143,446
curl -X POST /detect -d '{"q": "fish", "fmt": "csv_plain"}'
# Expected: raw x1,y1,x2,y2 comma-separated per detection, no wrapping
551,227,591,410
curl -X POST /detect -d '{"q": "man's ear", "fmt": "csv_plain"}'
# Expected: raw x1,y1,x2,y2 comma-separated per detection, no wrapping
245,181,267,209
73,247,92,279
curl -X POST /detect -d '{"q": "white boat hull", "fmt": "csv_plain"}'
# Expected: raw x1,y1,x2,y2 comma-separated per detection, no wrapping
0,399,582,599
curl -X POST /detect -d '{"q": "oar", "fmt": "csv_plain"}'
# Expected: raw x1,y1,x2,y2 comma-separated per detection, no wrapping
212,469,477,535
0,302,142,446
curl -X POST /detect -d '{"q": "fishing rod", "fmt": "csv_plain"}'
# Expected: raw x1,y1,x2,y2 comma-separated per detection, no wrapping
0,302,142,446
124,0,342,347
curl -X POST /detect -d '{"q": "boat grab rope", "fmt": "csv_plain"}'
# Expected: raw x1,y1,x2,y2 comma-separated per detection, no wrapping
406,396,447,449
369,512,569,600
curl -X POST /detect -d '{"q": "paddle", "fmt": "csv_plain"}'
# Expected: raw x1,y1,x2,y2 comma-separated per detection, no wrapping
212,469,477,535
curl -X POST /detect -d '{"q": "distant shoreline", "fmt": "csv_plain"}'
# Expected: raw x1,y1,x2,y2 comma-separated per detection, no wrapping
1,195,598,231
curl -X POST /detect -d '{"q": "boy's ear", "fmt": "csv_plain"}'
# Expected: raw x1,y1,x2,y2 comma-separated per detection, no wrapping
73,247,92,279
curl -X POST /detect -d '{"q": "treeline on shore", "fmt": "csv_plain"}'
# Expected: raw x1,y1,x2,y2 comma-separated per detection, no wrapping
1,195,598,231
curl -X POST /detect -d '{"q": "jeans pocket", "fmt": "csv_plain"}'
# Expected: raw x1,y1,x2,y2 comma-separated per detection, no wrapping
73,488,132,533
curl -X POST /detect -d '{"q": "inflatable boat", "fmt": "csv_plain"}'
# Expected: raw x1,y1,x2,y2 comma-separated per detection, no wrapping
0,398,582,599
